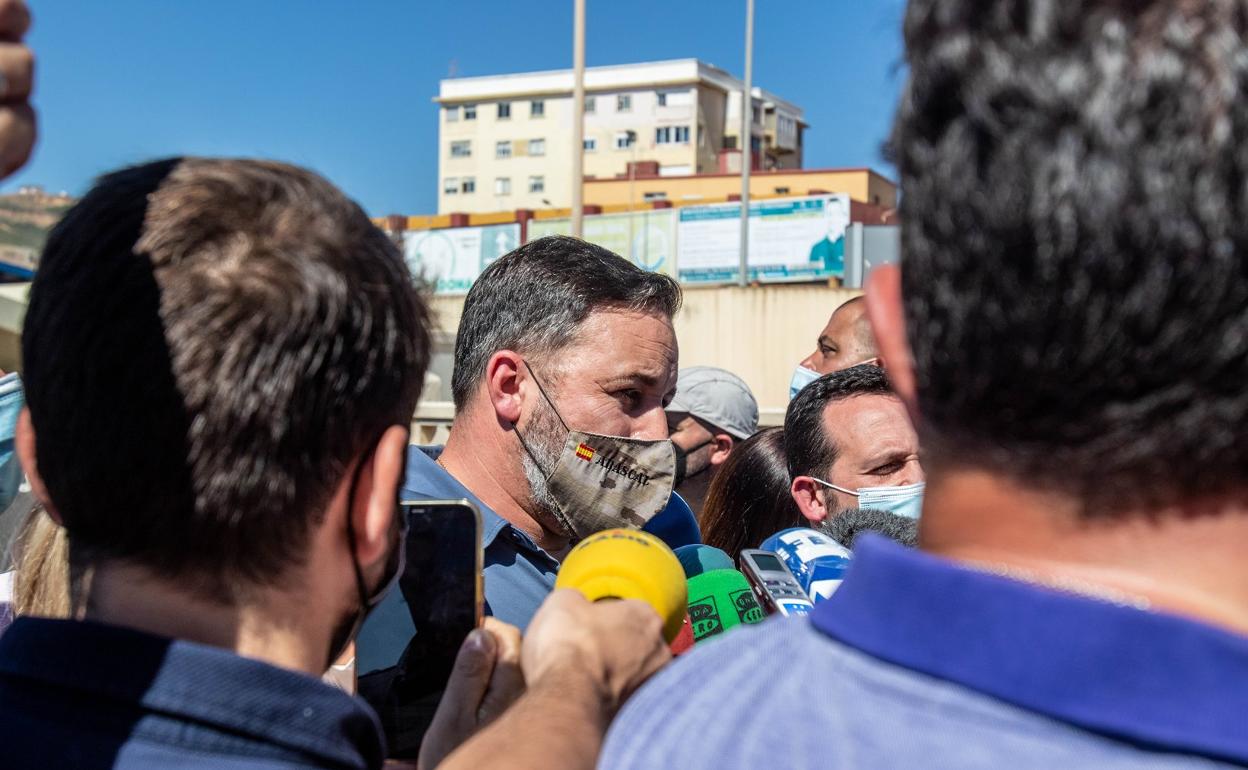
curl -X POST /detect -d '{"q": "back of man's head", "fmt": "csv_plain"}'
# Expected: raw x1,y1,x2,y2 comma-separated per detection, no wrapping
784,365,892,480
21,158,429,600
450,235,681,409
893,0,1248,514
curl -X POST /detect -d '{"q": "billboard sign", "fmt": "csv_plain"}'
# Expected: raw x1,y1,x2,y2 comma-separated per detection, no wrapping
676,194,851,284
403,223,520,294
527,209,677,277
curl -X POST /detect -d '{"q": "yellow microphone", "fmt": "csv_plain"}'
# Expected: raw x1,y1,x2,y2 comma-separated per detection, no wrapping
555,528,689,643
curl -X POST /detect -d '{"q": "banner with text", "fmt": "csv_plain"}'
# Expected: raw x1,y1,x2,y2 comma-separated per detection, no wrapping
676,194,850,284
403,223,520,294
527,210,677,277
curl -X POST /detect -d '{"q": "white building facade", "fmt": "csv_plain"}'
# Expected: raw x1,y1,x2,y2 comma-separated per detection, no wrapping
435,59,806,214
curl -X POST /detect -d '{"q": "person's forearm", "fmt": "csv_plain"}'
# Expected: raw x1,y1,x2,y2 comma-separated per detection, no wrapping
435,668,611,770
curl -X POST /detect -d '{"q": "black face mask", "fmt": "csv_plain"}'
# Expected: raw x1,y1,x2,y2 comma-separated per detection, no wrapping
673,439,714,487
326,450,406,671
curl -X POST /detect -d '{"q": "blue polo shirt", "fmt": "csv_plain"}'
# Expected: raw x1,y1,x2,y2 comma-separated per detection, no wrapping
0,616,385,769
600,536,1248,769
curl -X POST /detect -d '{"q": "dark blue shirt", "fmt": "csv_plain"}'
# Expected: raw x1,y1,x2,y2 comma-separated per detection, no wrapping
0,617,385,769
602,536,1248,769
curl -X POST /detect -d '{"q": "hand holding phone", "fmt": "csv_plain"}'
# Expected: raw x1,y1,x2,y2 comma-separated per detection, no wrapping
356,499,484,759
417,617,523,770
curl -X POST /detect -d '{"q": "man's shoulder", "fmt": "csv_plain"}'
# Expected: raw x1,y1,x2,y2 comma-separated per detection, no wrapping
599,614,1219,770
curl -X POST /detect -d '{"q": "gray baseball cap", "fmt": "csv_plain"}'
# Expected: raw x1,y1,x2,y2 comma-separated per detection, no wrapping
666,366,759,440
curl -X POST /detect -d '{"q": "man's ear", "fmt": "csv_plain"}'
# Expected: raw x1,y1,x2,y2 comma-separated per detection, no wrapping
709,434,734,467
16,407,60,525
790,476,831,525
484,350,527,426
865,265,918,421
349,424,409,574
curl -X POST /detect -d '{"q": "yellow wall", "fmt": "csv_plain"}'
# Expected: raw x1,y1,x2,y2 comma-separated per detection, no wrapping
427,282,861,423
582,168,894,208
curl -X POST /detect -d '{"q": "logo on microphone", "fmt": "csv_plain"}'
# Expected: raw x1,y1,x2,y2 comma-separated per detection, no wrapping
575,443,596,462
688,595,724,640
732,589,765,625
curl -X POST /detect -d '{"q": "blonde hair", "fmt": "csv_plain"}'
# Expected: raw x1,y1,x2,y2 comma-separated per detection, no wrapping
11,506,71,619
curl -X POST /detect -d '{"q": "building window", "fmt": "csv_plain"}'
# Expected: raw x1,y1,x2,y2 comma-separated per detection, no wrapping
655,126,690,144
464,104,477,120
496,141,512,159
530,100,545,117
585,96,596,113
497,102,511,120
774,186,791,195
529,175,545,194
657,91,667,107
495,177,511,196
615,131,635,150
617,94,632,112
446,105,460,122
462,177,476,194
583,138,597,152
450,140,471,158
528,138,546,156
643,192,668,202
444,178,458,195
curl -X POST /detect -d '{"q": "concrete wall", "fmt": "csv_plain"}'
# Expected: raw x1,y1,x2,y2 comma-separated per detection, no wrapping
424,282,862,427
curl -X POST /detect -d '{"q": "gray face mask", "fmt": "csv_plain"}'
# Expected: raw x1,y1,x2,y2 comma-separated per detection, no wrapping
518,366,676,541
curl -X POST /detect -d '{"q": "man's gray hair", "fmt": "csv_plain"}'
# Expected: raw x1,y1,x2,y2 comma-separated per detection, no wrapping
450,235,682,409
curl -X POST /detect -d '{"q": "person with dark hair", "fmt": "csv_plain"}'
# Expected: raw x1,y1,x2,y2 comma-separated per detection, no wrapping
785,364,925,525
698,427,800,557
602,2,1248,766
397,234,683,630
0,159,671,770
820,507,918,549
788,296,880,399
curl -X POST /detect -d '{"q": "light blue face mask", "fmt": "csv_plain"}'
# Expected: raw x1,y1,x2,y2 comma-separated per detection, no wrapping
815,478,925,520
0,372,24,512
788,365,821,400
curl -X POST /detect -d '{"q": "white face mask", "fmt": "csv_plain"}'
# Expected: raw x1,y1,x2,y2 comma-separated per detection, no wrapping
814,478,926,520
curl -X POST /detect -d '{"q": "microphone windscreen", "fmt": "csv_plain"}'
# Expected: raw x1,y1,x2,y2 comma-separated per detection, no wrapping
669,612,695,655
674,543,735,578
642,491,701,550
686,569,765,642
555,528,688,643
760,527,852,603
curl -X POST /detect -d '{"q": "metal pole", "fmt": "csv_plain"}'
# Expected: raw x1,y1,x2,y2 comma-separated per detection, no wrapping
628,133,637,260
737,0,754,287
571,0,586,237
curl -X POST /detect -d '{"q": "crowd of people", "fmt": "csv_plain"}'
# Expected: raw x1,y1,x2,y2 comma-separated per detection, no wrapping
0,0,1246,767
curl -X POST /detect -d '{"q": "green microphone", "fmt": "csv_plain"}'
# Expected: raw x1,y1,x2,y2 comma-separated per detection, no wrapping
685,565,765,642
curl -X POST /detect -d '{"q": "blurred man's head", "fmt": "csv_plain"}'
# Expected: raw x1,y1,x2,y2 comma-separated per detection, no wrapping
665,366,758,507
18,158,429,665
870,0,1248,520
796,297,879,380
450,235,682,539
861,2,1248,634
785,365,923,524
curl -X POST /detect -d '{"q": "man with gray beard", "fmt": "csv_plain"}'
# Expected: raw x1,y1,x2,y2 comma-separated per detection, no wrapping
391,236,682,630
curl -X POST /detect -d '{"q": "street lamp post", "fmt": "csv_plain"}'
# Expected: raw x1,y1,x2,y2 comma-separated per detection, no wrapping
737,0,755,287
571,0,586,237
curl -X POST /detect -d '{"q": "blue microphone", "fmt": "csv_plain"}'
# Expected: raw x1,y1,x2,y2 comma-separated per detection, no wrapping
759,527,852,603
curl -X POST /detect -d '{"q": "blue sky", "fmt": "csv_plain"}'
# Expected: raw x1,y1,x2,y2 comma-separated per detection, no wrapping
11,0,907,215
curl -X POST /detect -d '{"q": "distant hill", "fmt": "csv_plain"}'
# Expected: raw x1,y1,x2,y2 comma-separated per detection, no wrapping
0,187,74,279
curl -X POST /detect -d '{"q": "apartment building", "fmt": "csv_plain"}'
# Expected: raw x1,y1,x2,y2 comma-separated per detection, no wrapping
435,59,806,213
